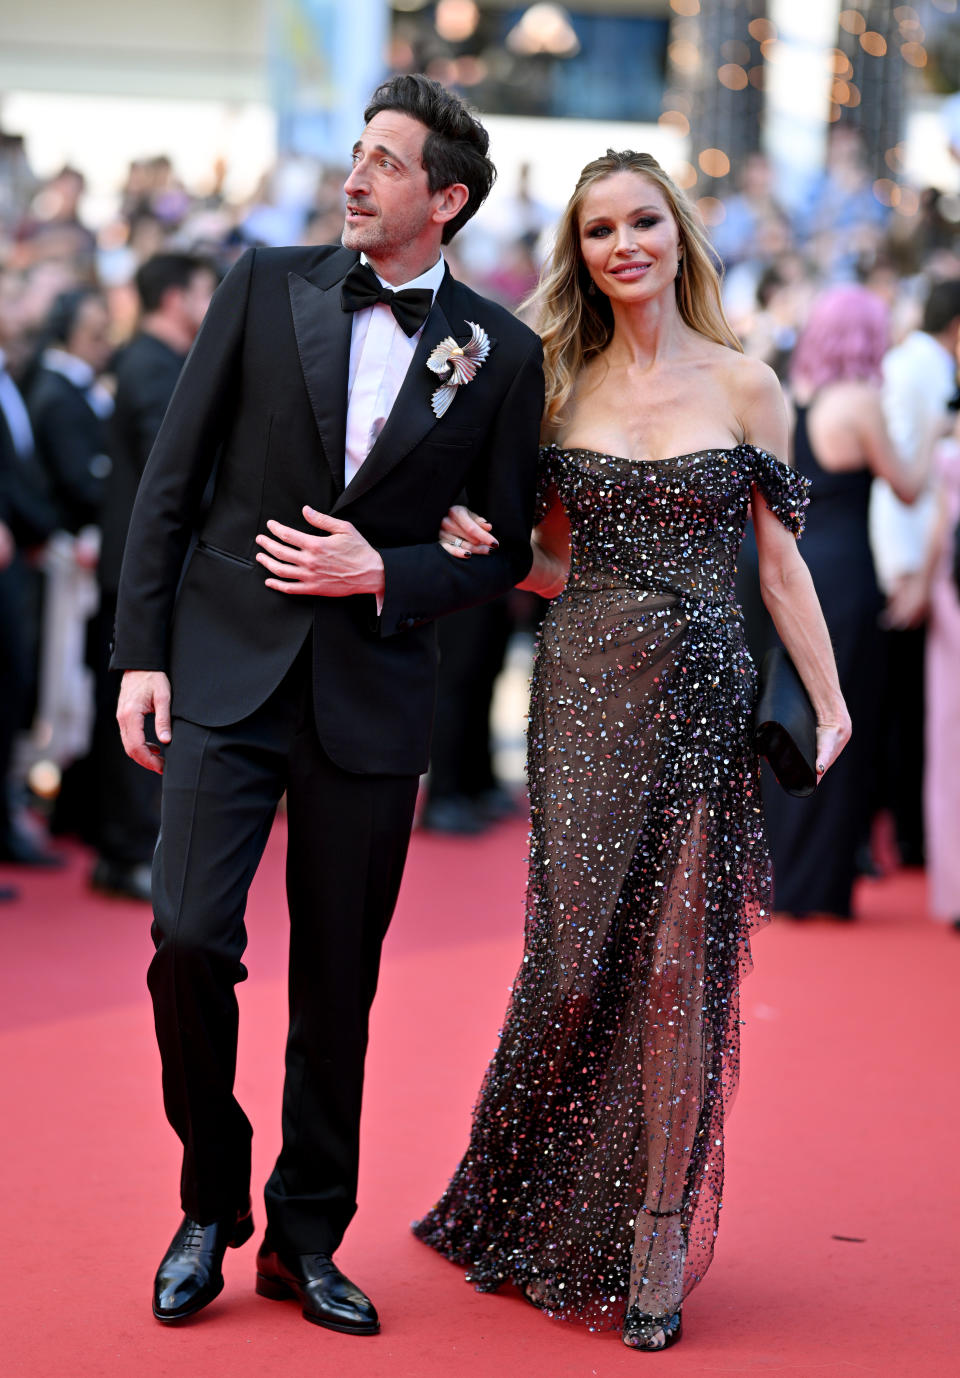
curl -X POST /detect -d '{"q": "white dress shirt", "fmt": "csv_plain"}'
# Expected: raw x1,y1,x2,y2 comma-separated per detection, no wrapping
871,330,957,591
344,253,445,486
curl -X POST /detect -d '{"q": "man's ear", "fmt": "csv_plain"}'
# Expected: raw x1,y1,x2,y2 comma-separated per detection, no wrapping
433,182,470,228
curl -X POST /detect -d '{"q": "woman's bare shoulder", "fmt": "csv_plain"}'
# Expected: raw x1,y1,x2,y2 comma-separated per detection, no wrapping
714,349,782,406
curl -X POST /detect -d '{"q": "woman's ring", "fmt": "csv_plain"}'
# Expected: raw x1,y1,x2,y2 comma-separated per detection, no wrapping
452,536,463,548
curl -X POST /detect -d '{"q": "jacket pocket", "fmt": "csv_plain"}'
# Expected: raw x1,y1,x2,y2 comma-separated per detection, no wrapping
195,540,255,569
418,424,481,452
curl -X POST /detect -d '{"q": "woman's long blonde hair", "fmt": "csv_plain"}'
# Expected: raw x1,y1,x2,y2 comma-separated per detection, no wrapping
527,150,742,425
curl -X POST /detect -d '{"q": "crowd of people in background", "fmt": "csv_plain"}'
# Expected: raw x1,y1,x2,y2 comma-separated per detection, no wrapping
0,119,958,927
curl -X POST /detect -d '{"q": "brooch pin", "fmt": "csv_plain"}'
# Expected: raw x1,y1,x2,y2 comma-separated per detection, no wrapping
426,321,491,418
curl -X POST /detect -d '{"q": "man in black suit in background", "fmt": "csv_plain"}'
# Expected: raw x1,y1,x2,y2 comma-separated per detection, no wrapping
90,253,217,901
113,76,542,1334
0,283,58,877
25,286,113,534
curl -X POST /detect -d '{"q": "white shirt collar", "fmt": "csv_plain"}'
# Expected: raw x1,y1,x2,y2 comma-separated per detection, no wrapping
360,252,445,298
42,346,96,390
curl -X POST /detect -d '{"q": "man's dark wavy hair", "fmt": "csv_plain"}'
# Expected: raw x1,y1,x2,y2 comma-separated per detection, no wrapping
135,252,217,314
364,74,495,244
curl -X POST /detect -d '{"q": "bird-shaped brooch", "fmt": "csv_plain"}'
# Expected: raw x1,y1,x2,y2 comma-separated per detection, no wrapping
426,321,491,418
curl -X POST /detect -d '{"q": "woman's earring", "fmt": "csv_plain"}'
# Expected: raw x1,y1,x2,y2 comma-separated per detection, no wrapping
676,255,683,280
587,279,597,296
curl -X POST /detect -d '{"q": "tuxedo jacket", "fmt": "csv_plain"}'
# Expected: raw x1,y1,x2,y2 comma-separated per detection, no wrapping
112,244,543,775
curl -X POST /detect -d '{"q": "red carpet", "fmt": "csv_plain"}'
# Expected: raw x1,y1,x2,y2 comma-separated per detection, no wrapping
2,821,958,1377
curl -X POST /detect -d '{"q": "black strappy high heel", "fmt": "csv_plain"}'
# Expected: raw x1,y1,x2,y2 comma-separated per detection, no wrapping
622,1205,685,1352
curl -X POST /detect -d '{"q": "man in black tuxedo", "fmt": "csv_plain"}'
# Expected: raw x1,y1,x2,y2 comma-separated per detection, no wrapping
113,76,542,1334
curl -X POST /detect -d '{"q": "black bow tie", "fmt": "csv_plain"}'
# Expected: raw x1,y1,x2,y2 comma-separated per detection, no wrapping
340,261,434,337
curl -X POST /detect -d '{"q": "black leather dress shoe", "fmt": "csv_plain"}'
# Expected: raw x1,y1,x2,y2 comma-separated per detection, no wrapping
152,1208,254,1322
91,857,152,902
255,1245,380,1335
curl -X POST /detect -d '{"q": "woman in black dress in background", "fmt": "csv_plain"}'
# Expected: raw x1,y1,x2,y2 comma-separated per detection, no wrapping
417,152,849,1351
762,285,928,918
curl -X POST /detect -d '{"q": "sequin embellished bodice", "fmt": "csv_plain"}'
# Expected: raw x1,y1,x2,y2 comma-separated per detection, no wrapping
415,442,809,1336
540,441,805,608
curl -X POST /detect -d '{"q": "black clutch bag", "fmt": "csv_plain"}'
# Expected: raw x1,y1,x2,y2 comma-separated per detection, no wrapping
754,647,818,797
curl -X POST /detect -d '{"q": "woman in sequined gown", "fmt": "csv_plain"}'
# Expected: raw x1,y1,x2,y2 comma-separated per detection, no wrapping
415,152,850,1351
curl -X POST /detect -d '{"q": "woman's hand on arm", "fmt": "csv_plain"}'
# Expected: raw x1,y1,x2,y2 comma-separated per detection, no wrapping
438,504,499,558
437,491,570,598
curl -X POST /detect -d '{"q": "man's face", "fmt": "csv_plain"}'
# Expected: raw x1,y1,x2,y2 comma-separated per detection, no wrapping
178,269,217,340
68,296,112,375
342,111,439,260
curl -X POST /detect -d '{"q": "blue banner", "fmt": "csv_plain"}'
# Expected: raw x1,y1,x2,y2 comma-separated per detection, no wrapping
268,0,389,162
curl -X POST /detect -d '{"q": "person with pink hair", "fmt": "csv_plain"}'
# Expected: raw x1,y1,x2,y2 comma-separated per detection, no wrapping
764,284,928,918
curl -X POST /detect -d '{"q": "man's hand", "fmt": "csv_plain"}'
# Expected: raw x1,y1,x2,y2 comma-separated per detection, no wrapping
255,507,385,598
117,670,172,774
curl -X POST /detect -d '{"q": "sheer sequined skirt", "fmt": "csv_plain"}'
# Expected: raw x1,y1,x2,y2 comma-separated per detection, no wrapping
414,583,772,1332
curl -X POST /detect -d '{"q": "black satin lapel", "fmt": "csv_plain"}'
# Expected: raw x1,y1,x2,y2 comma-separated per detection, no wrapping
332,299,455,511
288,272,352,491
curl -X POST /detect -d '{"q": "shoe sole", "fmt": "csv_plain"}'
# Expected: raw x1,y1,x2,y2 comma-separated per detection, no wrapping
255,1274,380,1335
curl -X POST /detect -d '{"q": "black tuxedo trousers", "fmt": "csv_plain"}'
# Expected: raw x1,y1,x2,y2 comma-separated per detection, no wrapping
149,636,418,1250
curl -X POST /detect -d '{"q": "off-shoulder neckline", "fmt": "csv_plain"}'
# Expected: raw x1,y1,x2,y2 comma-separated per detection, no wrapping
542,441,778,467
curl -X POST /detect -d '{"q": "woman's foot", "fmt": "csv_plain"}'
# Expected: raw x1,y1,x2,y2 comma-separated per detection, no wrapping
625,1204,685,1351
524,1277,561,1311
623,1307,682,1351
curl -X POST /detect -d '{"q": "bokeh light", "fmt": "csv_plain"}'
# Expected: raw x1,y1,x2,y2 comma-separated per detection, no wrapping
860,31,888,57
695,196,726,226
434,0,480,44
718,64,748,92
698,148,730,179
838,9,867,35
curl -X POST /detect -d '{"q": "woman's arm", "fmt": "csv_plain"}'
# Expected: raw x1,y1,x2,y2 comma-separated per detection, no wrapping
739,355,851,775
754,502,851,774
517,490,569,598
438,489,570,599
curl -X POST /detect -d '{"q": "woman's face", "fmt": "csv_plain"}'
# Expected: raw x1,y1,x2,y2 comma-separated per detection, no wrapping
577,172,682,305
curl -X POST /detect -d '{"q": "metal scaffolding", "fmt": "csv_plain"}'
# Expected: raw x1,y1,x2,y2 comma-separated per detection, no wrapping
665,0,769,200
